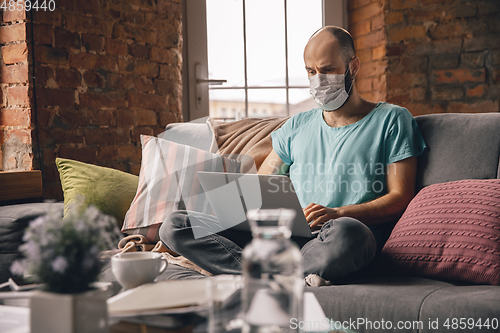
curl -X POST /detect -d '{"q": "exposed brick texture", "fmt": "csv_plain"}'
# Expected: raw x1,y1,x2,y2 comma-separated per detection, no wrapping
1,0,183,200
348,0,500,116
348,0,387,102
0,3,32,172
383,0,500,115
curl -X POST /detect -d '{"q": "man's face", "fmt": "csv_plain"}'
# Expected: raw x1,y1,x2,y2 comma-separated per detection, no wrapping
304,32,347,77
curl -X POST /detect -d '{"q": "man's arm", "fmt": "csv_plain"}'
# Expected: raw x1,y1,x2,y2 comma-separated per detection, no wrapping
305,156,418,228
258,149,289,175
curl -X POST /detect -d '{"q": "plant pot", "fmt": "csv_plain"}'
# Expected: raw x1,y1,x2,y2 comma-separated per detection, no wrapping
30,288,109,333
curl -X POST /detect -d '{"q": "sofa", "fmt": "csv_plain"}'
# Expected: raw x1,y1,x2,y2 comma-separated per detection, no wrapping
1,112,500,333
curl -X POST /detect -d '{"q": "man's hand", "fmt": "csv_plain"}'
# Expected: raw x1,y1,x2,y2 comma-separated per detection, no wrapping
302,157,418,227
303,203,341,231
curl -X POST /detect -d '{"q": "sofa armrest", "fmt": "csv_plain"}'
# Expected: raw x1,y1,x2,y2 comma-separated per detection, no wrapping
0,202,64,284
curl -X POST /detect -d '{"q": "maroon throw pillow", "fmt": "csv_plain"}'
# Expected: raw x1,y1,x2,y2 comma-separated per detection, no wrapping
381,179,500,285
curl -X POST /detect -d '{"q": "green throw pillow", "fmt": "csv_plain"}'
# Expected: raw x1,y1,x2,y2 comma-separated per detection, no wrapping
56,158,139,228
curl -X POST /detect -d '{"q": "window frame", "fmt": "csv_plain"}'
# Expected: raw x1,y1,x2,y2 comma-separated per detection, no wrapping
182,0,347,121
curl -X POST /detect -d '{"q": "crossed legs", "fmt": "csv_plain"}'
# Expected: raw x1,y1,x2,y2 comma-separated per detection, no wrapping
160,210,377,281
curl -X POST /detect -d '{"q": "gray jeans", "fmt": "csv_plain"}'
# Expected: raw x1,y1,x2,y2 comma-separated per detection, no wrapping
159,210,377,281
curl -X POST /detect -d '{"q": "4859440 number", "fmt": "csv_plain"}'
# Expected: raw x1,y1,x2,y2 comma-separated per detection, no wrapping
1,0,56,11
443,318,499,330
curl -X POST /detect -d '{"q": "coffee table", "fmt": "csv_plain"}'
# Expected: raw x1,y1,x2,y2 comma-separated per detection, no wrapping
1,281,356,333
0,303,203,333
0,293,206,333
110,313,205,333
106,279,208,333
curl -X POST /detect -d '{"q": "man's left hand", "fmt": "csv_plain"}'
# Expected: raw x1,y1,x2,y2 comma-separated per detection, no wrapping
303,203,341,231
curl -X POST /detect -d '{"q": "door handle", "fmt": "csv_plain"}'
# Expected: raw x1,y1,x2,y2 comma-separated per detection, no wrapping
196,78,227,85
195,63,226,108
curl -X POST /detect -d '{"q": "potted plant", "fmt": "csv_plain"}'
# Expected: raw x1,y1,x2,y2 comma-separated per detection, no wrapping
11,201,122,333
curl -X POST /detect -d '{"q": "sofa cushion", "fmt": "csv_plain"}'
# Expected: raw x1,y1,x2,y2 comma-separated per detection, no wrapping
122,135,241,242
309,276,500,333
415,113,500,191
381,179,500,286
0,202,64,283
56,158,139,227
419,285,500,333
309,276,453,333
159,118,214,152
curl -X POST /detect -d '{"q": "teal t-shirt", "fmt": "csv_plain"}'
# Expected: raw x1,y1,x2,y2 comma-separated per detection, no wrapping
271,102,427,209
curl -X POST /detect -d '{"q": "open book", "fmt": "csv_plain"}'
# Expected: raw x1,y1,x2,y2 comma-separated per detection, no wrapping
107,277,333,333
108,278,211,316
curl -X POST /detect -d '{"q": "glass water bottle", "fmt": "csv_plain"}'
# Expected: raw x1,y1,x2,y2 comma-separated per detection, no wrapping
242,209,304,333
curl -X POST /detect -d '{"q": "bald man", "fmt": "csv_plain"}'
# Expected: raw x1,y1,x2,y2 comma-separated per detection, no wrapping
160,26,427,286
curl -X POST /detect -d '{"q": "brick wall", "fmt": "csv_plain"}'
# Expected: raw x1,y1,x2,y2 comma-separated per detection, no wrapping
1,0,183,199
0,7,32,172
349,0,500,115
348,0,387,102
384,0,500,115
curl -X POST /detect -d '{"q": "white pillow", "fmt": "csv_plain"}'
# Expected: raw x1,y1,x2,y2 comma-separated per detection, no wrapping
122,135,241,242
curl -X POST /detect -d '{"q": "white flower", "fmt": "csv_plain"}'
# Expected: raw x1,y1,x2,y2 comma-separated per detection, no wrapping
29,216,46,229
51,256,68,274
10,261,25,276
21,242,40,259
85,206,100,222
75,218,87,232
17,200,122,293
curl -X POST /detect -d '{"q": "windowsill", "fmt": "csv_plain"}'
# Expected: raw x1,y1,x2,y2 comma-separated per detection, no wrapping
0,170,43,202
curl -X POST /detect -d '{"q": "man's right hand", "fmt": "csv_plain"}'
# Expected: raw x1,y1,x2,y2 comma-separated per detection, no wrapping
303,203,341,231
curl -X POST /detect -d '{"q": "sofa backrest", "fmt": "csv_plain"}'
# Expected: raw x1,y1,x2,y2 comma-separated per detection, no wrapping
415,112,500,192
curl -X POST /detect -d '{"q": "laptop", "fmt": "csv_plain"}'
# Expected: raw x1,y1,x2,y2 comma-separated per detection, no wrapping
197,171,313,238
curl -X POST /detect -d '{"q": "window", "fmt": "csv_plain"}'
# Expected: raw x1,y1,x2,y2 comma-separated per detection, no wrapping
182,0,347,121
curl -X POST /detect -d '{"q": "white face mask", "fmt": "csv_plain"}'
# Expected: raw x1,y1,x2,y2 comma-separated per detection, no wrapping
308,68,354,111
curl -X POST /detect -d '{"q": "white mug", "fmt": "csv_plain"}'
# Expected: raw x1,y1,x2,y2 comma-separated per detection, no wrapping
111,252,168,290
